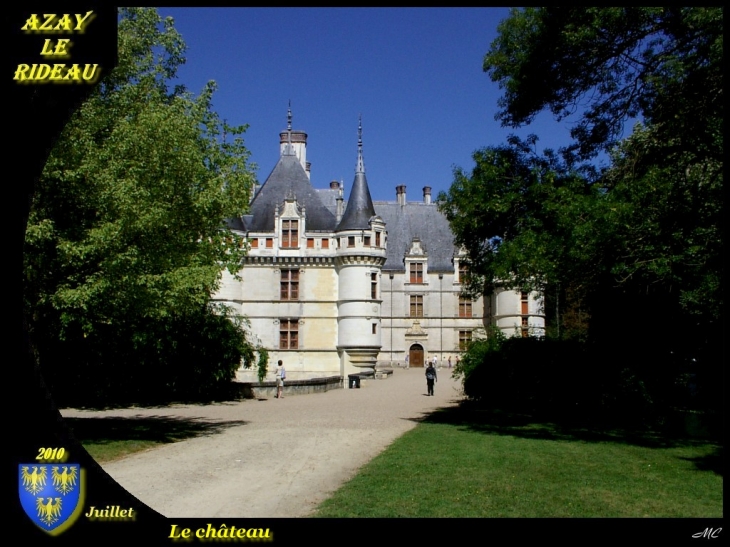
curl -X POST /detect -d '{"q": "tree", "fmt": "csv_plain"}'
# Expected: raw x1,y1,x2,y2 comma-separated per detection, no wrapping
484,7,723,161
439,136,600,299
442,7,722,419
24,8,257,404
482,6,722,343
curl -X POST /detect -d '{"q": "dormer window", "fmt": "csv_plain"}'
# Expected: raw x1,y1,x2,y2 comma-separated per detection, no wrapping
458,262,468,284
281,220,299,248
405,238,427,285
409,263,424,284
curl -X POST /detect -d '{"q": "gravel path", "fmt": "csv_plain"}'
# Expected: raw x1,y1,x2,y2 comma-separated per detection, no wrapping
60,368,463,518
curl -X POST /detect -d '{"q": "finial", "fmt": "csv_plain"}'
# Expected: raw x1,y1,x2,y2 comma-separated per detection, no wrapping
356,114,365,174
283,101,293,156
358,114,363,148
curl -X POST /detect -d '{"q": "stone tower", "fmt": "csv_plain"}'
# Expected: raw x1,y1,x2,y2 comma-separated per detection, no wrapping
335,117,387,381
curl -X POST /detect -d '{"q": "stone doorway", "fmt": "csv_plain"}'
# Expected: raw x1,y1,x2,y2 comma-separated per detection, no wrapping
409,344,424,367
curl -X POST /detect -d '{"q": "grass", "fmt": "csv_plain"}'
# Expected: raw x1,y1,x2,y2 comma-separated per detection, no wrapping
313,407,723,518
81,439,161,463
65,404,722,517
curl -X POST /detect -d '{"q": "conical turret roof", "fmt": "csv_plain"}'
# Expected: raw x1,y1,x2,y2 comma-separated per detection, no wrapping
336,117,377,231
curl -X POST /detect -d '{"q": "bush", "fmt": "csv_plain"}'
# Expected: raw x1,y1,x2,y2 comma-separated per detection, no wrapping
37,307,253,407
457,334,701,428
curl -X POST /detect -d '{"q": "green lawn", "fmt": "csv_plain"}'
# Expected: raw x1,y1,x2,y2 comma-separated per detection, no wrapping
67,406,722,518
80,439,162,463
313,408,723,518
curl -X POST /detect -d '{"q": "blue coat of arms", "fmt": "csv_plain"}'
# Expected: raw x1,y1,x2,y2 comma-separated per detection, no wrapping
19,464,84,534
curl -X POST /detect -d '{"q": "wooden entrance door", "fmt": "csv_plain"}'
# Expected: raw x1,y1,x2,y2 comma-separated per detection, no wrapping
409,344,424,367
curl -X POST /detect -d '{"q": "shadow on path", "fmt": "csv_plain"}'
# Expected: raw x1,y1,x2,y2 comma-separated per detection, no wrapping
64,415,247,446
413,404,723,476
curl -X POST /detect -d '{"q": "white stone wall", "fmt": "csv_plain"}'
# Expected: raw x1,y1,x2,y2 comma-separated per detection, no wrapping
213,258,342,379
377,270,486,365
488,287,546,337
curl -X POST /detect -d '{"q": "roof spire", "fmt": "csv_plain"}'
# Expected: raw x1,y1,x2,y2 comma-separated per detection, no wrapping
336,115,376,231
356,114,365,174
284,100,294,156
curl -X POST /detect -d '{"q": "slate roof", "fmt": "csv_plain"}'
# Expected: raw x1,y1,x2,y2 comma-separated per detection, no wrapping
227,120,458,271
243,153,337,232
373,201,457,273
336,170,377,231
316,188,340,217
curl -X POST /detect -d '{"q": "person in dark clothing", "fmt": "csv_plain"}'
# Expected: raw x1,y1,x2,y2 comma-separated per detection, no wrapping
425,363,437,396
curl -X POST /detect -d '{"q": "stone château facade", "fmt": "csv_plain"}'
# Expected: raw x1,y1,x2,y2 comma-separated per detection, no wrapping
214,110,545,383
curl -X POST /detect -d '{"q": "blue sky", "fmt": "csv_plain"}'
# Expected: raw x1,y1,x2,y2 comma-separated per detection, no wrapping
158,7,598,202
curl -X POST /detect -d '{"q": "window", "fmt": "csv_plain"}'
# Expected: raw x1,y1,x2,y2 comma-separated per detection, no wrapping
459,330,472,350
410,295,423,317
322,238,329,249
364,235,371,246
306,238,314,248
375,232,381,247
279,319,298,349
281,220,298,248
521,316,529,337
371,273,378,299
280,269,299,300
348,236,355,247
372,323,377,334
459,297,472,318
458,262,468,284
250,238,258,248
521,291,529,315
265,238,273,248
409,262,423,284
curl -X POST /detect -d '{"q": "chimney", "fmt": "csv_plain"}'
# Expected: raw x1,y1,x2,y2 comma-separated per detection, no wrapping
423,186,432,205
396,185,407,206
336,180,344,222
279,129,309,176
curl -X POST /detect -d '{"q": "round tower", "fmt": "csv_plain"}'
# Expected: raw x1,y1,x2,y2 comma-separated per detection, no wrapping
335,117,387,382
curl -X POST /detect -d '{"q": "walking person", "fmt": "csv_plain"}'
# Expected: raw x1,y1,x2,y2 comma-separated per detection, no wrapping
404,353,409,369
275,360,286,398
425,362,437,396
448,356,452,369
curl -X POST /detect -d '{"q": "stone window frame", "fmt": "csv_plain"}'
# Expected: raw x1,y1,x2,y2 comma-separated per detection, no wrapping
280,269,300,301
409,262,424,284
458,296,473,318
410,294,424,317
279,319,299,349
281,219,299,249
458,330,472,350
